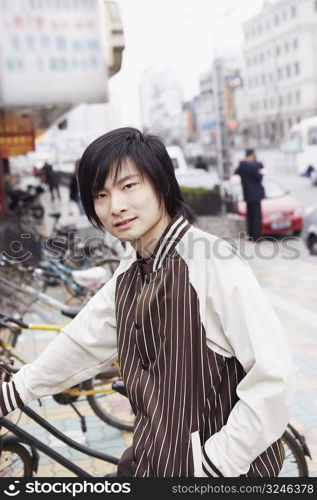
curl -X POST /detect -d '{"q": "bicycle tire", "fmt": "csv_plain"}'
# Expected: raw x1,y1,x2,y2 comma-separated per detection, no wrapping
0,441,34,477
83,377,134,432
280,430,309,477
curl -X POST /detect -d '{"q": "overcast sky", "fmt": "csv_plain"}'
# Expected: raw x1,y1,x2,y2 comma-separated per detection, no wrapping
109,0,266,126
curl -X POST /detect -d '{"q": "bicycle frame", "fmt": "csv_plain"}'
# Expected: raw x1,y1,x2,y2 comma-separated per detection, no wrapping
0,405,119,477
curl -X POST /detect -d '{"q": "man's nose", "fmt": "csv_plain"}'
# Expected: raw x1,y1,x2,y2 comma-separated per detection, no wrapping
110,191,127,214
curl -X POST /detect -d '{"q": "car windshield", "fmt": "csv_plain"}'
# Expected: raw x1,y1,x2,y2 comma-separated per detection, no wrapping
233,179,286,201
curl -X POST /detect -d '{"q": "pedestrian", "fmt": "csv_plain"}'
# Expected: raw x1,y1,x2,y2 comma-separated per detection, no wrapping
234,149,265,241
0,128,294,477
42,162,61,202
69,159,84,215
194,155,208,171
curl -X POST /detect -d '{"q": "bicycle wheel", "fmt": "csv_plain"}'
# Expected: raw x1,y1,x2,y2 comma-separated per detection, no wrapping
83,377,134,432
0,442,34,477
280,430,309,477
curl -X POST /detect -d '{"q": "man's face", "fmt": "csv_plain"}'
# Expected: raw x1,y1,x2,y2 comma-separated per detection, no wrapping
93,158,168,247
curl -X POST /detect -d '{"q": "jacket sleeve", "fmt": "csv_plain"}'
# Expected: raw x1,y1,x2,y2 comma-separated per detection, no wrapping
202,240,294,477
0,261,124,417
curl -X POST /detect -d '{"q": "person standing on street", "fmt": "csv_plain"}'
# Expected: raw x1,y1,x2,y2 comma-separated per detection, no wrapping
235,149,265,242
0,128,293,477
42,162,61,202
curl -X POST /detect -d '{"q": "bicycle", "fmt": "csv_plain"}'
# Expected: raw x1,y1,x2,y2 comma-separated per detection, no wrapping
0,313,134,432
0,385,120,477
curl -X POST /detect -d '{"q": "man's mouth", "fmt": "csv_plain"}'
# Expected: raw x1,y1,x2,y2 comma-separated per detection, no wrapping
114,217,137,229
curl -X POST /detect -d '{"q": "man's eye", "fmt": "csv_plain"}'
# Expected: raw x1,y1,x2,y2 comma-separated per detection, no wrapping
95,192,107,199
124,183,137,190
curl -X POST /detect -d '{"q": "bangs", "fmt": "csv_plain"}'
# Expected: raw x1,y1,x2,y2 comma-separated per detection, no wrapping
91,156,145,197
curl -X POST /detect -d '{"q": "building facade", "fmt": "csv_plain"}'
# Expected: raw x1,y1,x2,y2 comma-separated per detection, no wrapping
139,68,184,145
242,0,317,146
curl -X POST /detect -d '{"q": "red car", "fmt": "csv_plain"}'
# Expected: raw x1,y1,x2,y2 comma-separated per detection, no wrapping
225,176,303,236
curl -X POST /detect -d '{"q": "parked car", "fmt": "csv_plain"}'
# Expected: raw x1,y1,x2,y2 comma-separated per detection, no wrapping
166,146,219,189
224,176,303,236
302,203,317,255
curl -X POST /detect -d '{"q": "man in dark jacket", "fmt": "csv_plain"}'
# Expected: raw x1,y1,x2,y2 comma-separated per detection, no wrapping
234,149,265,241
42,162,61,202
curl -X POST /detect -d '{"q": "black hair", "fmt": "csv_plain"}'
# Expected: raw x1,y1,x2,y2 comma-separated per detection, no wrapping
77,127,197,230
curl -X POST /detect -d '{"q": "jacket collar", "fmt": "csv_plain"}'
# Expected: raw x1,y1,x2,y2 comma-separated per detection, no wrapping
136,214,191,272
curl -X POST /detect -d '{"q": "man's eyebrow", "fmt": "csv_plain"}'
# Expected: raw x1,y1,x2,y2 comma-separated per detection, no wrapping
115,174,141,185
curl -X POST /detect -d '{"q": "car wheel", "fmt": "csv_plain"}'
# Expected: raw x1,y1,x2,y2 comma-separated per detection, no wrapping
308,235,317,255
293,229,301,237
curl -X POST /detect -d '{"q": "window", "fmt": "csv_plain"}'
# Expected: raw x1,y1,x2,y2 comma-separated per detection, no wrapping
279,95,283,107
294,62,300,75
283,10,287,21
263,98,267,109
270,97,274,108
293,38,298,49
285,41,289,52
291,5,296,17
296,90,301,103
287,93,292,105
286,65,291,78
278,67,283,79
315,0,317,11
275,14,279,25
276,45,280,56
262,74,266,84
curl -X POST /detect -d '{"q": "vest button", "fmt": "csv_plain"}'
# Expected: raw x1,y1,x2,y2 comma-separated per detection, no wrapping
135,323,141,330
142,362,149,370
144,276,150,284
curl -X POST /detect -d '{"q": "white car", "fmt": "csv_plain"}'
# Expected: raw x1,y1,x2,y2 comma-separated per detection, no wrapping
167,146,218,189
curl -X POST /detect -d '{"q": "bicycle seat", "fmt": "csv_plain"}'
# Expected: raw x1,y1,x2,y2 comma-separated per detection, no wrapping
48,212,61,219
61,307,82,319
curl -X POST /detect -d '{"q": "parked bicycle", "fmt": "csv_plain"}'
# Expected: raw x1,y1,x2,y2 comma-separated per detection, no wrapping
0,313,134,432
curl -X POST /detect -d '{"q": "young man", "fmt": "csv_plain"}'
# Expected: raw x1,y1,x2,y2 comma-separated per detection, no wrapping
0,128,293,477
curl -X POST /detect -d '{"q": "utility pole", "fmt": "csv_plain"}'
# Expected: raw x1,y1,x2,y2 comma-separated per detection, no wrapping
213,58,232,215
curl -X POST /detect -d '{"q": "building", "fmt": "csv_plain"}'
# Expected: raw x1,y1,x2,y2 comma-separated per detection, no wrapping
242,0,317,146
139,68,183,145
194,59,244,152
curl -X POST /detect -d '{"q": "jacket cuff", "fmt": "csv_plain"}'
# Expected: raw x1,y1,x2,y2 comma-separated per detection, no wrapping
202,444,224,477
0,380,24,416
